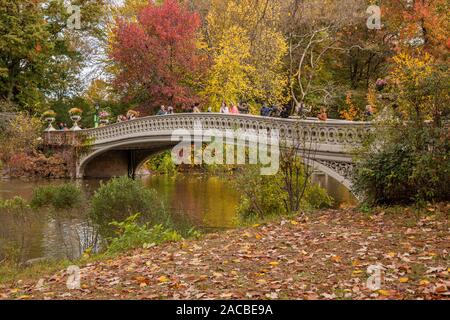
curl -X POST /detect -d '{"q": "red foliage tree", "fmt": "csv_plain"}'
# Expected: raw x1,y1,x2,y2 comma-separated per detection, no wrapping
111,0,205,112
384,0,449,59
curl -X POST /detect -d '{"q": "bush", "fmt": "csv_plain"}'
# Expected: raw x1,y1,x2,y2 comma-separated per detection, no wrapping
354,53,450,206
353,125,450,205
89,177,171,236
145,151,177,175
0,196,29,211
234,166,286,221
234,164,333,222
303,183,334,209
106,214,183,254
53,184,84,209
30,184,83,209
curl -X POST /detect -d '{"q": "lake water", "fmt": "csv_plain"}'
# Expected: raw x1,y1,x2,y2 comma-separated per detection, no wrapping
0,174,355,263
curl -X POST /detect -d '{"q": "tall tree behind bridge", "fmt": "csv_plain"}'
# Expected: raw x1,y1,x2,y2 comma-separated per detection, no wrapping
110,0,206,112
203,0,288,110
0,0,106,113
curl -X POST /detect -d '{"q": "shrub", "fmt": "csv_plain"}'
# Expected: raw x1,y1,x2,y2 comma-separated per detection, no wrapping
52,184,84,209
303,183,334,209
353,125,450,205
0,196,30,214
234,166,286,221
89,177,171,236
30,184,83,209
145,151,177,175
30,186,56,208
353,54,449,206
0,113,41,164
234,164,333,222
106,214,183,254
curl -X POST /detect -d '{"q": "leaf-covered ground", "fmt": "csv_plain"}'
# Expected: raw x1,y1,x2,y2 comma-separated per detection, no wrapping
1,206,449,300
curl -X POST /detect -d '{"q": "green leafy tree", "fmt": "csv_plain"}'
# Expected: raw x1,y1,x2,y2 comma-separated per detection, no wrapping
0,0,106,113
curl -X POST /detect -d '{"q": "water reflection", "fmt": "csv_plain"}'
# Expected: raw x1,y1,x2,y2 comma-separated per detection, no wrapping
142,175,238,229
41,218,100,261
312,173,357,207
0,173,355,262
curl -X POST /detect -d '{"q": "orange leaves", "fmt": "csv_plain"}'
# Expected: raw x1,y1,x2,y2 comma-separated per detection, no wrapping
330,255,342,264
419,280,430,286
399,277,409,284
378,289,394,297
340,92,360,120
135,276,150,287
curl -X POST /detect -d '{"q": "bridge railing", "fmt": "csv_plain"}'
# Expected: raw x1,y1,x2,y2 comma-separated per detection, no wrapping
42,113,373,147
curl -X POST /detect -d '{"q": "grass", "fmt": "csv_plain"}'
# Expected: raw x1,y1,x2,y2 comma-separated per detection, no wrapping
0,248,139,285
0,260,72,284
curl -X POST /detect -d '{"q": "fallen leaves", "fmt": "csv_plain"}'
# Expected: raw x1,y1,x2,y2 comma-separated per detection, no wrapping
330,255,342,263
419,280,430,286
157,276,170,284
1,207,449,300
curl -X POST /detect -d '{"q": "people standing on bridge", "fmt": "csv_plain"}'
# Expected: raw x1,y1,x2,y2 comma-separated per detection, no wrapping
127,110,139,120
220,102,229,114
230,103,239,114
270,105,280,117
167,106,174,115
207,107,212,113
364,105,374,120
317,107,328,121
238,102,249,114
280,105,291,118
260,103,272,117
193,103,201,113
156,105,167,116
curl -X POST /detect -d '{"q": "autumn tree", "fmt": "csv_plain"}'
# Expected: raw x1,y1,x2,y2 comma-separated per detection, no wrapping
282,0,377,113
0,0,105,112
203,0,288,111
383,0,449,59
110,0,206,111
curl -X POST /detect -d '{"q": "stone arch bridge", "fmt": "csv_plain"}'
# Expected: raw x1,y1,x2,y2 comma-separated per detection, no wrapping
43,114,372,189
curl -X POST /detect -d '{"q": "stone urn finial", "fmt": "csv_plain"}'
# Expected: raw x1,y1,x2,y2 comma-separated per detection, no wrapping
69,108,83,131
42,110,56,132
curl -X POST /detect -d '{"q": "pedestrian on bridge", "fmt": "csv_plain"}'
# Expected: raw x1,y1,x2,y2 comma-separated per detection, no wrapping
220,102,229,114
156,105,167,116
317,107,328,121
230,104,240,114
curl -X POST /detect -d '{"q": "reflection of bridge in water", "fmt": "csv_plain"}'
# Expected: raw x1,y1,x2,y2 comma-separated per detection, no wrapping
43,114,372,189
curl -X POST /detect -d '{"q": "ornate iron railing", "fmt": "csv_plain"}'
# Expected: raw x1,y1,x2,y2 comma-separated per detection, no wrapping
43,113,372,148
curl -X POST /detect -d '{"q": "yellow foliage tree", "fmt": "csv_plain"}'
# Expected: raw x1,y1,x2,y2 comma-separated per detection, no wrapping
203,26,255,110
117,0,149,18
85,79,114,104
204,0,288,111
391,52,435,122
